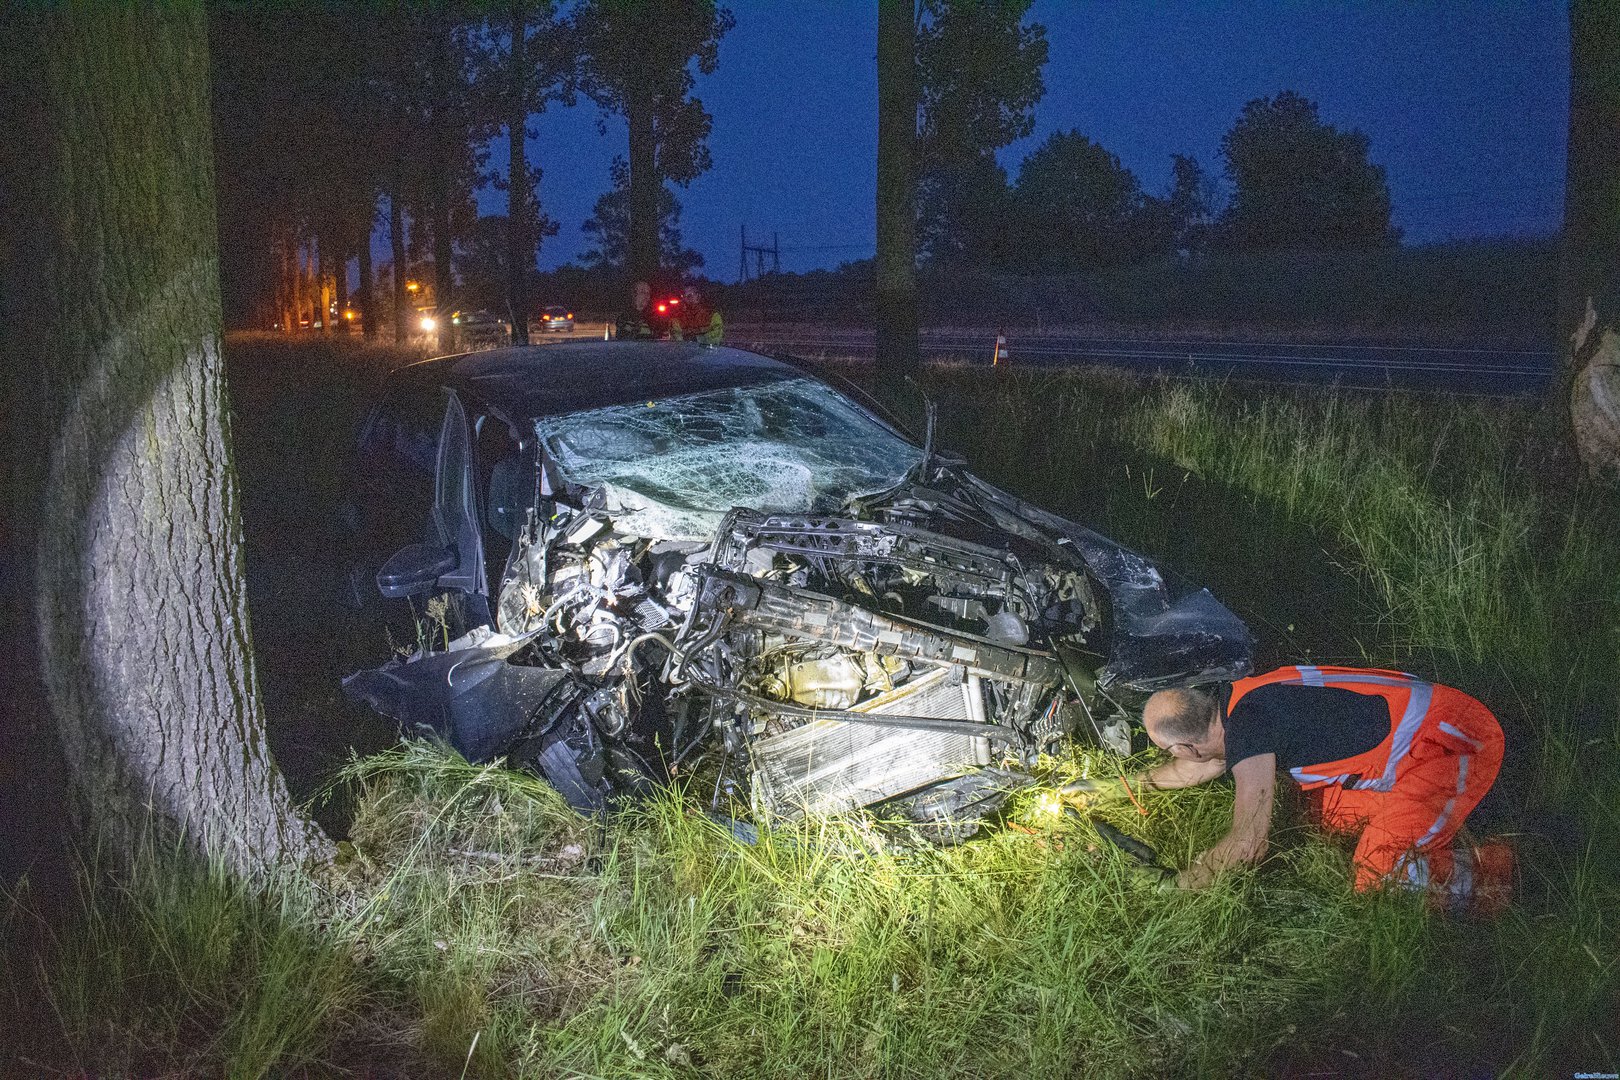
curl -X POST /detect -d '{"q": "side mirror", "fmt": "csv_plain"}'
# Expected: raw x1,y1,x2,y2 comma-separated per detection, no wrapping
377,542,457,599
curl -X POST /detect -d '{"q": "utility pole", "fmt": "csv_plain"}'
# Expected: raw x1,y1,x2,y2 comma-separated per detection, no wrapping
738,225,781,282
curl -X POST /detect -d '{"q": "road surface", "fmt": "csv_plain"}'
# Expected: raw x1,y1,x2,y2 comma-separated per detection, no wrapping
725,325,1556,397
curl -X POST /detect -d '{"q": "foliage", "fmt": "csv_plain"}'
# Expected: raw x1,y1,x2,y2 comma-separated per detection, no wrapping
1163,153,1220,257
580,159,707,276
1220,90,1400,251
457,211,561,311
209,3,395,326
574,0,732,171
916,0,1048,264
575,0,733,280
1009,130,1161,271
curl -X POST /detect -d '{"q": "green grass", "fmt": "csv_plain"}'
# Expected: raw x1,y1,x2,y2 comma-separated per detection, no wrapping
7,357,1619,1076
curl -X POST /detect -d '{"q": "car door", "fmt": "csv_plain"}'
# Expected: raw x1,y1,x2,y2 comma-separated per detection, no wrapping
432,389,491,629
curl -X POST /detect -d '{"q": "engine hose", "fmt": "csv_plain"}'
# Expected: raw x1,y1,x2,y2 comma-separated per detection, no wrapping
1065,807,1174,877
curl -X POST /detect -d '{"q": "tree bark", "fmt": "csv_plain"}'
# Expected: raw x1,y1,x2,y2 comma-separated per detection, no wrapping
876,0,920,381
506,0,533,345
627,78,659,287
3,2,325,876
390,189,408,345
1564,0,1620,481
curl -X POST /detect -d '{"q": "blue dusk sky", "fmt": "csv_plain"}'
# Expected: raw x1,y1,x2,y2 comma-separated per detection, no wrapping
490,1,1568,280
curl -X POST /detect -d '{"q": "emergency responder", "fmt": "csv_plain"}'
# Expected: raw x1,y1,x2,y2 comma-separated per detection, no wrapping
671,284,724,344
1072,665,1513,913
615,280,654,340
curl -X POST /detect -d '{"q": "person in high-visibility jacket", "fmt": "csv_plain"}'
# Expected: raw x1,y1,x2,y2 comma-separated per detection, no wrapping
1092,666,1511,911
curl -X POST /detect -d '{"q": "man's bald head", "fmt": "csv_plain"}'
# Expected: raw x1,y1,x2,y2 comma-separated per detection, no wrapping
1143,687,1221,750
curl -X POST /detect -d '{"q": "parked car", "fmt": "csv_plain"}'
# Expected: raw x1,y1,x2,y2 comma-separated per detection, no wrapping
538,305,575,333
342,342,1253,824
450,309,511,349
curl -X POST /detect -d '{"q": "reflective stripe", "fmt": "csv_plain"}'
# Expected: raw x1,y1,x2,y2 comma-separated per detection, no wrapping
1352,681,1434,792
1402,853,1431,888
1253,668,1435,790
1289,768,1354,785
1416,755,1470,848
1438,721,1484,751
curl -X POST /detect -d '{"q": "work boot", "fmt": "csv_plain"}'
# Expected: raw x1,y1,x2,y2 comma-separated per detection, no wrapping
1466,837,1517,919
1441,837,1516,918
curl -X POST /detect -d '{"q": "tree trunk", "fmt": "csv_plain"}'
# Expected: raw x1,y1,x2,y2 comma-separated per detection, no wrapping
317,235,332,334
300,241,315,331
390,190,408,345
334,238,350,328
3,2,325,876
357,216,376,341
1564,0,1620,481
627,79,659,287
506,0,532,345
875,0,920,381
278,233,296,332
429,21,456,316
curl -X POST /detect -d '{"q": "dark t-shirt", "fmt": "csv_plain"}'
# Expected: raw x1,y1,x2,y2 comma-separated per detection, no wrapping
1223,683,1389,775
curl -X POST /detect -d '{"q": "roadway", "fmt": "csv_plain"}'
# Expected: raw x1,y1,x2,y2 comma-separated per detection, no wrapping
725,325,1557,397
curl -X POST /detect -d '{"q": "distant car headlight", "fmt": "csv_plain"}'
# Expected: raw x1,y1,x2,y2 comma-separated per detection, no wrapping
420,315,437,332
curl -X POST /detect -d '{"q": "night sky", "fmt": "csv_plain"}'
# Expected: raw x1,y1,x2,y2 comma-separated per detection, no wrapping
495,0,1569,279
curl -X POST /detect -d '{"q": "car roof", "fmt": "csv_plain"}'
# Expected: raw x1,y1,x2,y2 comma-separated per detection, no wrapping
393,342,808,422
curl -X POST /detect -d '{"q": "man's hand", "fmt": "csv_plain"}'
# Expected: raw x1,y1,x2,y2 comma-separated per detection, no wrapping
1057,776,1125,801
1174,853,1221,890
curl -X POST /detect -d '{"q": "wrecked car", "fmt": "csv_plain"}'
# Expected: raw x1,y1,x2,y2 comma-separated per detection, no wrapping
342,342,1253,824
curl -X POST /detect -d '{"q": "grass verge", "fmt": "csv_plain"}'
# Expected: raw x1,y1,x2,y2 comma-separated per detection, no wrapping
6,357,1617,1076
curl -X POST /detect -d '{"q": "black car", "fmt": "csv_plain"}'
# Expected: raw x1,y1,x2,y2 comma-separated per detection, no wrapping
342,342,1252,821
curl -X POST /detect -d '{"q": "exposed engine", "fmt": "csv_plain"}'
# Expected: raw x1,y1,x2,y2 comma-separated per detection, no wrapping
489,498,1111,821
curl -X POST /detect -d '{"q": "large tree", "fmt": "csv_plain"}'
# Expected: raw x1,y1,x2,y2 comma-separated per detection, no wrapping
1164,153,1220,259
576,0,732,288
915,0,1047,264
211,3,391,333
1564,0,1620,479
876,0,920,379
579,160,705,276
2,3,323,874
1220,90,1398,252
492,0,576,343
1010,130,1150,271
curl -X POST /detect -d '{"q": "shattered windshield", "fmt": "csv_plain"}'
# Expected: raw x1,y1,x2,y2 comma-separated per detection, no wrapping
537,376,924,540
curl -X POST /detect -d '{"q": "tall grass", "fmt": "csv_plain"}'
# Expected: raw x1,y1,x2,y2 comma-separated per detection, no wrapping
5,838,368,1078
8,361,1618,1076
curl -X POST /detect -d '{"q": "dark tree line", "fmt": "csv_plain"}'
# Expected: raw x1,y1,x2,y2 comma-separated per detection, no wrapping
873,2,1396,382
211,1,731,340
922,90,1398,277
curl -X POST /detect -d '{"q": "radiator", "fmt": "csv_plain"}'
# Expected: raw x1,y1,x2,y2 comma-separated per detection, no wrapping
749,667,987,819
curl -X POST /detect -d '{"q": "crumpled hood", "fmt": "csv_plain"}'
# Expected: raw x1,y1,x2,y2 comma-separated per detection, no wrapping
848,463,1255,692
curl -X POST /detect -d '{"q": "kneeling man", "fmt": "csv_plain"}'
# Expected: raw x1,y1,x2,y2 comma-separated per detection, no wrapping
1122,665,1508,909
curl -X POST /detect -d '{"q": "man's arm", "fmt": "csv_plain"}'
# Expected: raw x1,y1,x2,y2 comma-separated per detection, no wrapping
1176,753,1276,889
1141,755,1227,790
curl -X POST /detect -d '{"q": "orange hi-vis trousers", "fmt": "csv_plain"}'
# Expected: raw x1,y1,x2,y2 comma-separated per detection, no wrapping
1229,666,1505,896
